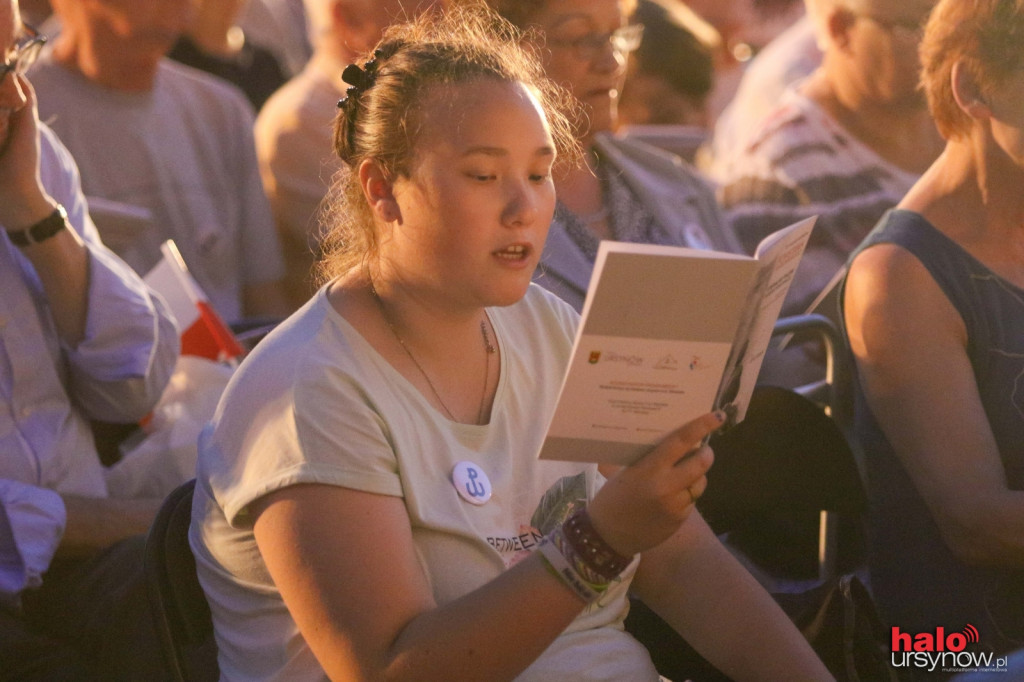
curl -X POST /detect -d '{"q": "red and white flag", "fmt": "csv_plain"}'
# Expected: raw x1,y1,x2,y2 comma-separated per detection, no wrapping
143,241,244,364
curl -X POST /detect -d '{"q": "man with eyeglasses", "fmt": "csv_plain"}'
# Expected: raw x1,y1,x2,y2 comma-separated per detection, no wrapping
0,1,179,678
711,0,943,312
708,0,943,385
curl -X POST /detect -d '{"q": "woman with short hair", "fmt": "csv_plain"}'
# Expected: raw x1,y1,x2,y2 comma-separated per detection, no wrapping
843,0,1024,657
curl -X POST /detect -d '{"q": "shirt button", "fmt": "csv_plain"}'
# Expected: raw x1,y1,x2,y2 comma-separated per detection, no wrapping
19,406,32,418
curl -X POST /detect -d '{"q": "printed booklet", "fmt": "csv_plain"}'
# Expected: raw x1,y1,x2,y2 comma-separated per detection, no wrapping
538,216,817,465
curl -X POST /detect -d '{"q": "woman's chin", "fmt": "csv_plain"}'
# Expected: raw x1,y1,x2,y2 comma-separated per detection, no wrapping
578,101,617,140
485,279,535,308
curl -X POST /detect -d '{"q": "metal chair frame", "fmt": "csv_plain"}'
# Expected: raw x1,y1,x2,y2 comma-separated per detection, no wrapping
769,313,862,582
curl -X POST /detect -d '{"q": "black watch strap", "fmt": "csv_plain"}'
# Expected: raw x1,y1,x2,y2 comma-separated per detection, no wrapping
7,205,69,247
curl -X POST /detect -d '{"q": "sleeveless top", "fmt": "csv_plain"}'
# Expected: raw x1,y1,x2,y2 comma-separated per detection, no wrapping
842,210,1024,653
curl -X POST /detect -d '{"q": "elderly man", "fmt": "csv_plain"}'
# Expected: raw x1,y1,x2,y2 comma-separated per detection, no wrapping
255,0,445,309
28,0,288,324
0,1,179,677
710,0,943,318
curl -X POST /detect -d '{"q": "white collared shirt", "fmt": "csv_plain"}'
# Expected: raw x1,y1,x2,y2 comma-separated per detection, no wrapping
0,124,179,598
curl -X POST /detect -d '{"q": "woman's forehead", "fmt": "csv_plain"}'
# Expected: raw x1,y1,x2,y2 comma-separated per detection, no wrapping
413,79,551,151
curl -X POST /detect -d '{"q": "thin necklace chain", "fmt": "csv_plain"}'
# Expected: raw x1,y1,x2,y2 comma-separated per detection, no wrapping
369,283,496,424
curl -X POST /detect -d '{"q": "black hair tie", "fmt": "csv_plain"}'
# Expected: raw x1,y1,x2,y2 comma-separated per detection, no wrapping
337,50,384,109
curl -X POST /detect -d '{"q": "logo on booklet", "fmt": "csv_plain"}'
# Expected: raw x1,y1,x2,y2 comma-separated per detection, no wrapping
654,354,679,370
688,355,711,370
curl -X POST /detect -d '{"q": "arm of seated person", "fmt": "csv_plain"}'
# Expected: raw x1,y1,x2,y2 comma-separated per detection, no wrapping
56,495,163,560
0,481,66,600
845,243,1024,566
631,512,834,681
250,484,586,682
0,82,178,420
249,413,720,681
0,78,89,345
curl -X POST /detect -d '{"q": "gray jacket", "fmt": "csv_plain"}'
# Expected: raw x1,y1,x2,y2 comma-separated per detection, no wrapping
534,132,739,312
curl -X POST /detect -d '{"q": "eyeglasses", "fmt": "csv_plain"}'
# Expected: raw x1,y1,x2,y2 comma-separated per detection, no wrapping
547,24,644,62
1,25,47,84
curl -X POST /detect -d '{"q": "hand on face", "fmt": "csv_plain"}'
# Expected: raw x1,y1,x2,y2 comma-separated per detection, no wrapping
0,73,50,229
587,411,722,557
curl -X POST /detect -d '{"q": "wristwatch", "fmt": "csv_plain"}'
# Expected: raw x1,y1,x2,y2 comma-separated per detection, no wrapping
6,205,68,247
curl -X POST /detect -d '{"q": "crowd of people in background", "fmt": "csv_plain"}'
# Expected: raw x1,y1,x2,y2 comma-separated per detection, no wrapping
2,0,1023,679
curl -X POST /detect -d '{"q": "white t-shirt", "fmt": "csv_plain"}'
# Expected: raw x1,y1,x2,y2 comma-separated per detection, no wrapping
29,55,285,323
190,284,659,681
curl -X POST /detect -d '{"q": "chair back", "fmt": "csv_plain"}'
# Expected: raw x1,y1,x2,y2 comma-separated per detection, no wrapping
772,312,854,432
629,385,870,682
144,479,219,682
702,385,866,583
703,385,865,518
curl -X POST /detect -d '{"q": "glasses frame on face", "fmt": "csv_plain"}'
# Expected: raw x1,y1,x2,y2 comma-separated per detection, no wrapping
1,25,46,84
546,23,644,62
856,13,925,39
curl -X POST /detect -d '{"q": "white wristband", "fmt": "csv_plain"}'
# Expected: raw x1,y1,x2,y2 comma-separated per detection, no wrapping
537,537,603,603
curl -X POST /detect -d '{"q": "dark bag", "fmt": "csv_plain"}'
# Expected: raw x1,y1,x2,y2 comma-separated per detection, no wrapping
778,574,897,682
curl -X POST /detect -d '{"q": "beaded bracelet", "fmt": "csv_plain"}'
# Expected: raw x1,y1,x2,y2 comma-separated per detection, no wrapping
537,509,634,603
561,509,632,582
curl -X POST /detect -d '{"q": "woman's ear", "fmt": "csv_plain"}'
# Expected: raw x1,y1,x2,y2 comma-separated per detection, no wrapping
951,60,992,120
358,159,402,224
826,5,857,51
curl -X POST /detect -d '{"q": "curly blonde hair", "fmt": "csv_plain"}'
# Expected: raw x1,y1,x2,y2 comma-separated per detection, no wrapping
315,2,580,283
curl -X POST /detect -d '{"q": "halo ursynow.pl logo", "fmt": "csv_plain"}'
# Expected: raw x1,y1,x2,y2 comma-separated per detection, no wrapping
890,624,1009,673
